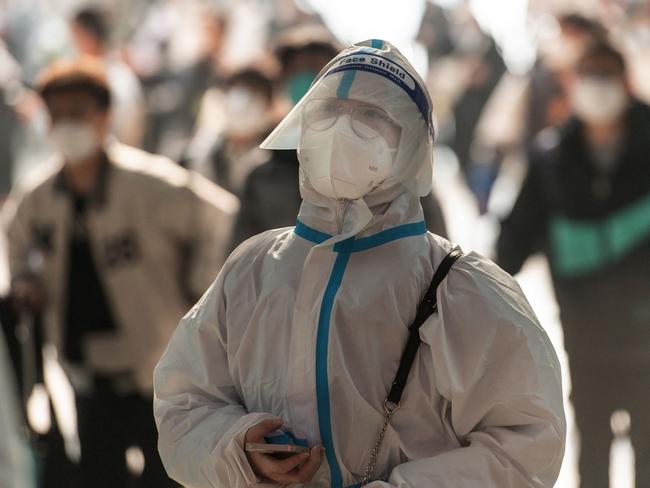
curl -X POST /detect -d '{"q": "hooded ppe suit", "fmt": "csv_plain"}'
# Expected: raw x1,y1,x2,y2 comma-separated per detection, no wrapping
154,39,566,488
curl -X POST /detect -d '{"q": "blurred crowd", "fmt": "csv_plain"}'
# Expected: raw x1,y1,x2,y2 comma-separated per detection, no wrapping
0,0,648,487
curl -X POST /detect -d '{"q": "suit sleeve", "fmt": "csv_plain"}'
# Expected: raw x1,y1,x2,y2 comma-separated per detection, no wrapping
154,266,274,488
372,252,566,488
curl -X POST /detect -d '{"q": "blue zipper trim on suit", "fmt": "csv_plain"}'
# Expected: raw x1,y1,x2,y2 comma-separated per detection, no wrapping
316,242,352,488
295,220,332,244
294,219,426,252
296,219,426,487
338,221,427,253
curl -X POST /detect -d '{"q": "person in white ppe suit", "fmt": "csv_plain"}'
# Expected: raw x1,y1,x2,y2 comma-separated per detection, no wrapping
154,39,566,487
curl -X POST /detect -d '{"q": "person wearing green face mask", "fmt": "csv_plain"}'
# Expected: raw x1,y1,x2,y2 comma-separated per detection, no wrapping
286,70,319,105
275,29,341,107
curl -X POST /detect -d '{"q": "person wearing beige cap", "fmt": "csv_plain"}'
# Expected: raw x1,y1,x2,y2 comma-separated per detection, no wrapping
3,57,238,487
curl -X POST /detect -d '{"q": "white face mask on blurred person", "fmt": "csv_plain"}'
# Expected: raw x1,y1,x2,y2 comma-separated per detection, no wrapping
224,87,269,137
49,121,100,166
298,115,395,200
571,77,628,124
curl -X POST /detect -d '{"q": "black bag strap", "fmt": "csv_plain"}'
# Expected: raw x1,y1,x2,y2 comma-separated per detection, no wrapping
386,248,463,405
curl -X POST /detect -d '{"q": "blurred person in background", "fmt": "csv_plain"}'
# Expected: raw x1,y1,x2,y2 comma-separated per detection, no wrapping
415,1,454,61
189,67,275,196
466,13,607,216
274,25,345,110
133,4,231,164
497,41,650,488
527,13,607,148
172,6,231,164
445,5,506,212
2,57,238,487
230,30,447,250
227,30,340,249
123,0,187,156
266,0,328,45
419,1,506,214
612,1,650,104
71,6,146,148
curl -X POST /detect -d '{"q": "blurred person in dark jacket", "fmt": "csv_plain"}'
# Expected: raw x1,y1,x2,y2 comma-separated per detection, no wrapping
230,33,447,249
497,41,650,488
2,58,238,488
527,14,607,148
467,14,608,215
190,68,275,196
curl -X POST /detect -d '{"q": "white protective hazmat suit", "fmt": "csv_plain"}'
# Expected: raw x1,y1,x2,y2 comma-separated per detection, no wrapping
154,40,566,488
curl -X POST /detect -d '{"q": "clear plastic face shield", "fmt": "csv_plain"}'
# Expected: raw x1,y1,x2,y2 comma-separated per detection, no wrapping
302,98,402,147
260,39,435,199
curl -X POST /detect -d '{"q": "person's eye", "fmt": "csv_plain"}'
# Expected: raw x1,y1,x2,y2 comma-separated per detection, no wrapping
363,109,392,124
363,108,381,118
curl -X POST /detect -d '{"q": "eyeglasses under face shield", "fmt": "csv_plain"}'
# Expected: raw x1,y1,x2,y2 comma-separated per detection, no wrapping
302,98,402,148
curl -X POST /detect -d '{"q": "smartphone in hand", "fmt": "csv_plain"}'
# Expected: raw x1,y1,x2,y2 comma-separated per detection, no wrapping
245,443,310,459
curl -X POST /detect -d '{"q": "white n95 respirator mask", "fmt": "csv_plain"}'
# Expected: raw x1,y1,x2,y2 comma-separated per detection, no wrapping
49,121,100,166
224,87,269,137
298,116,395,200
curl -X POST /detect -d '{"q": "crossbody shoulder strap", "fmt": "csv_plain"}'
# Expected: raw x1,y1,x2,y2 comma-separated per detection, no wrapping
361,247,464,485
386,247,463,405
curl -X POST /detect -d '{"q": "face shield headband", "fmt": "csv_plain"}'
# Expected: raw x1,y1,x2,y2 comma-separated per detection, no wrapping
319,51,434,138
